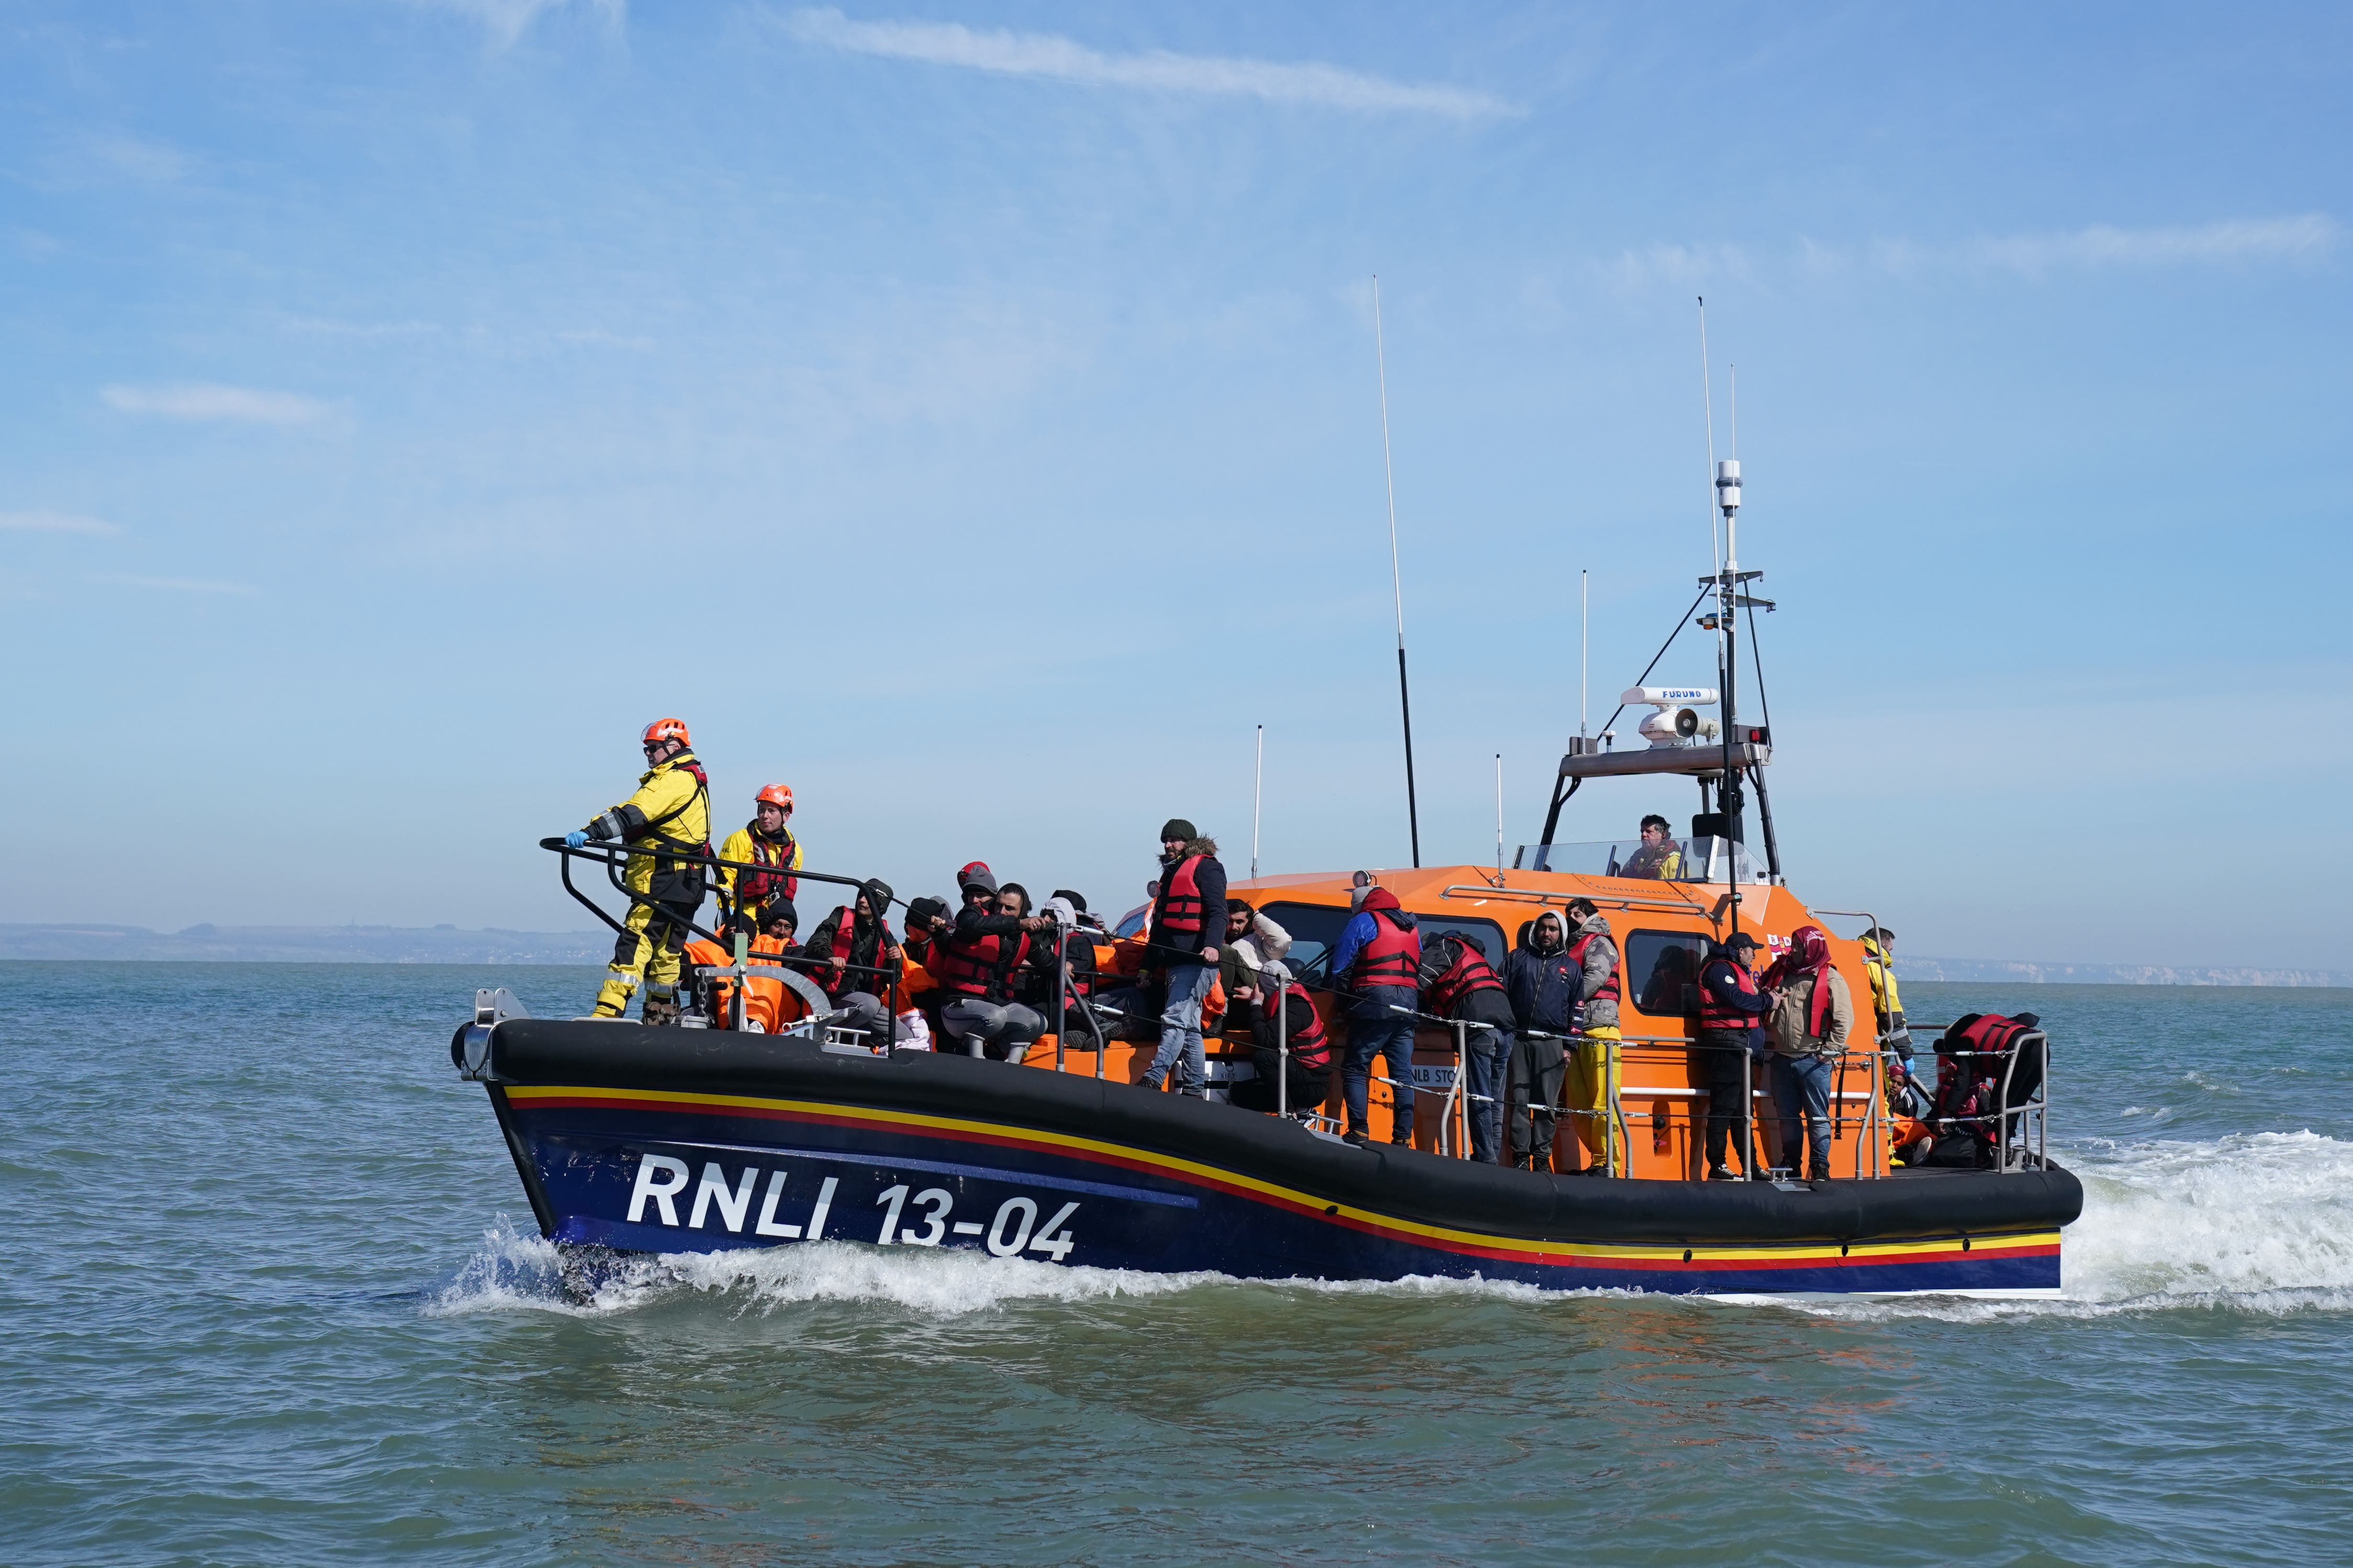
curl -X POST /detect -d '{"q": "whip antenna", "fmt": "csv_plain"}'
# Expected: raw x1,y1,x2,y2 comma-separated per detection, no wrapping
1373,275,1422,867
1579,568,1589,738
1251,724,1264,881
1699,296,1720,574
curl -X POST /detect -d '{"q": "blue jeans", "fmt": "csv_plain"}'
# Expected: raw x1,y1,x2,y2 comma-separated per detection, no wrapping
1464,1024,1512,1164
1771,1053,1834,1178
1342,987,1417,1136
1148,960,1215,1095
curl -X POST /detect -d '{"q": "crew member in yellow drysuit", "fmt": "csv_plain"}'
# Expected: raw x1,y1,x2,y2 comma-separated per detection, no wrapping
568,717,712,1023
717,783,802,939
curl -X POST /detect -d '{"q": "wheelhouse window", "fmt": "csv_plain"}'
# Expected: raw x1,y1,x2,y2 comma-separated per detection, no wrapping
1627,929,1711,1017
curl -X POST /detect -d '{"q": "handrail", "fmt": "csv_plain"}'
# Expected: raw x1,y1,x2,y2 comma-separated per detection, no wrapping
541,836,906,988
1438,884,1720,918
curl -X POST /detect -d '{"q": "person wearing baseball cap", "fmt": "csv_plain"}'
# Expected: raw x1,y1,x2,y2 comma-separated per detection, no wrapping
1696,930,1770,1180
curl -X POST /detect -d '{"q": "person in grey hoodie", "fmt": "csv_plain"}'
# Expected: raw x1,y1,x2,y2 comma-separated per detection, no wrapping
1561,898,1626,1174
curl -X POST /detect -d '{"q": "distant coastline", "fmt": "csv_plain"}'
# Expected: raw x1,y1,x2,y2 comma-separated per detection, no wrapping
0,922,2345,985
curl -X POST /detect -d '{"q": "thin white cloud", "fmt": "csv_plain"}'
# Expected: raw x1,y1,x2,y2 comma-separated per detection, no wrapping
406,0,624,49
1603,216,2337,291
782,8,1514,120
0,510,121,536
1597,242,1756,290
80,131,193,184
1872,215,2338,277
91,573,259,596
101,383,332,425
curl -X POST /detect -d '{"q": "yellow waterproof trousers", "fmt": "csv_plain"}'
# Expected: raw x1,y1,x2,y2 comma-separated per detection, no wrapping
1565,1026,1625,1175
593,897,698,1017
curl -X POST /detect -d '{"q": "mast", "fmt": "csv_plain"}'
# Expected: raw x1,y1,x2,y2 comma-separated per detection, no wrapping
1372,276,1422,867
1716,444,1743,932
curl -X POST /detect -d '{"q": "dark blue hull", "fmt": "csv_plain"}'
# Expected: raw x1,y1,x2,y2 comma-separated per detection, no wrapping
468,1020,2078,1296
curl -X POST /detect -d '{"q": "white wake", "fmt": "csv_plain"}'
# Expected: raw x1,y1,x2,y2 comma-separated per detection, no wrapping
1802,1129,2353,1323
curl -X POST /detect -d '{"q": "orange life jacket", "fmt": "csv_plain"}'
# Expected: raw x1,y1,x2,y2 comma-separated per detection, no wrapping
740,933,810,1034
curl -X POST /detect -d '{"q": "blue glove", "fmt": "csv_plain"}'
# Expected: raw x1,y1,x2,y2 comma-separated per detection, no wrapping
564,830,589,849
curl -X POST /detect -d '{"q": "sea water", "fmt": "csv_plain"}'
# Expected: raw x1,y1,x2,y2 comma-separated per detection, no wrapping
3,965,2349,1566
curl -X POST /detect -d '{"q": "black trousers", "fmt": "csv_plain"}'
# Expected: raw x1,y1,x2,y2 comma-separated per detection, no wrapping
1505,1033,1568,1160
1698,1031,1755,1172
1230,1050,1329,1114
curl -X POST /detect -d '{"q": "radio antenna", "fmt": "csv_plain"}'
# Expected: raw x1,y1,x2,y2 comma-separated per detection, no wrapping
1579,569,1589,737
1698,296,1720,575
1373,275,1421,868
1494,753,1505,876
1251,724,1264,880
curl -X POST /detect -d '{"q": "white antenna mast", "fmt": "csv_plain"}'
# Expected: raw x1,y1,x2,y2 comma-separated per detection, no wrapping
1579,568,1589,737
1494,753,1504,875
1372,276,1421,867
1698,297,1720,574
1250,724,1264,880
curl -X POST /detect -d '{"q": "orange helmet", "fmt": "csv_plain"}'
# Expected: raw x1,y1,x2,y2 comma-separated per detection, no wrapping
641,717,690,750
755,783,794,811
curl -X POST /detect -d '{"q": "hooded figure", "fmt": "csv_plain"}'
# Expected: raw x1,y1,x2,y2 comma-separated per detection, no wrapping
1764,926,1851,1057
1504,910,1579,1034
802,878,898,1005
1761,924,1852,1181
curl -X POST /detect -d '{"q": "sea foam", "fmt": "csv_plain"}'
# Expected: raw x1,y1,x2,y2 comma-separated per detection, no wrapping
1799,1130,2353,1323
431,1131,2353,1324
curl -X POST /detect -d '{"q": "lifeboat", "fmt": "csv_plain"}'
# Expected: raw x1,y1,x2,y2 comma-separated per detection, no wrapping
452,457,2080,1296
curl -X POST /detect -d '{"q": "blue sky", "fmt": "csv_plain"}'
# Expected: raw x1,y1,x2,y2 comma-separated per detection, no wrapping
4,2,2347,966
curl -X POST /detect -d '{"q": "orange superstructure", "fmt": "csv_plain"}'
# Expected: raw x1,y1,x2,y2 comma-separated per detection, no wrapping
1025,862,1884,1180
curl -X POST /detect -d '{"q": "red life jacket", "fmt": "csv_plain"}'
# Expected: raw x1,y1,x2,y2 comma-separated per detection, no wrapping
1156,855,1207,935
1274,981,1331,1070
1697,955,1761,1031
1426,938,1505,1017
1349,910,1421,990
810,907,889,997
931,924,1032,999
740,825,800,909
1568,930,1622,1004
1950,1013,2031,1063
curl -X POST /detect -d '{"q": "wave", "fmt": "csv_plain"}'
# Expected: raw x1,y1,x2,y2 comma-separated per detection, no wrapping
1801,1129,2353,1323
434,1130,2353,1325
428,1216,1235,1319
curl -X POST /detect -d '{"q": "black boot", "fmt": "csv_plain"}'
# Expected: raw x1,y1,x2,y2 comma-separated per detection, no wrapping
641,989,680,1026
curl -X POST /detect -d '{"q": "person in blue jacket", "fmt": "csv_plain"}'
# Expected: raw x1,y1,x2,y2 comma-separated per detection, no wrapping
1502,911,1579,1168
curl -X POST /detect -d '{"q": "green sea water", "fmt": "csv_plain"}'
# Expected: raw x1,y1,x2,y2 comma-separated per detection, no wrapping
4,964,2350,1565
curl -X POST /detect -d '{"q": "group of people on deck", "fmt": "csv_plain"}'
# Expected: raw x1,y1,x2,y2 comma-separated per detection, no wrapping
562,719,1952,1180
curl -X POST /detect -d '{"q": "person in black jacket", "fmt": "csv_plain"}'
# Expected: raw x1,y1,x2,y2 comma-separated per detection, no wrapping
1417,933,1518,1164
1142,819,1227,1096
799,878,900,1043
1501,911,1579,1169
1695,931,1769,1179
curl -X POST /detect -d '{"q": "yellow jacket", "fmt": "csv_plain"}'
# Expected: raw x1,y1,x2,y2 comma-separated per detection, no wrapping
587,751,710,894
1861,936,1903,1022
718,823,803,921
